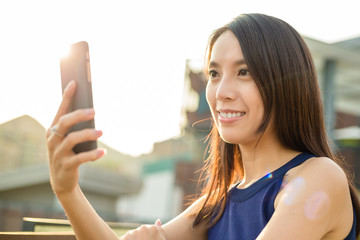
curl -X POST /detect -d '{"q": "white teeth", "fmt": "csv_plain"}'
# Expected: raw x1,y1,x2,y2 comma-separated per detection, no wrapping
219,112,245,118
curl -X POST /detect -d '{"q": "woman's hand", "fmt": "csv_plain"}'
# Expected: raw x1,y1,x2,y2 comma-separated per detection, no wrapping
120,219,166,240
46,81,105,196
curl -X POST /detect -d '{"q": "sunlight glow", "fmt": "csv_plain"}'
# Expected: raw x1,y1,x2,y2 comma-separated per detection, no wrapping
0,0,359,156
58,43,71,59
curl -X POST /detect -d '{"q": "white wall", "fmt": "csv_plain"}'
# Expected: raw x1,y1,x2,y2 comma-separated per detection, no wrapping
117,170,183,223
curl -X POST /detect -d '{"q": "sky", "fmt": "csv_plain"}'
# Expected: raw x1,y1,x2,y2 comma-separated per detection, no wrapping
0,0,360,156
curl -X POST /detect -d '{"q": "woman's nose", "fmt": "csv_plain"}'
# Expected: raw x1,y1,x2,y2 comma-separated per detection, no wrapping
216,76,236,101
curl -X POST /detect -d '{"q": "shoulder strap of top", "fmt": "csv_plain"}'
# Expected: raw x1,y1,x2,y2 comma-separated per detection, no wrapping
232,153,315,189
272,152,315,178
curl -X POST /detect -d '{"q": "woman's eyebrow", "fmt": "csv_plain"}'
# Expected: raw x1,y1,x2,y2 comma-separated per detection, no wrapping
208,61,219,68
233,59,247,66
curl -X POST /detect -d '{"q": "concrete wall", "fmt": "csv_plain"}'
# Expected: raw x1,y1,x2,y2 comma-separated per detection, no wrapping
117,161,183,223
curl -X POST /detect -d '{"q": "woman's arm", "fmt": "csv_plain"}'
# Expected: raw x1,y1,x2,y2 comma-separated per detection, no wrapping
120,197,208,240
47,81,119,239
57,185,120,239
162,197,208,240
47,81,207,240
257,157,354,240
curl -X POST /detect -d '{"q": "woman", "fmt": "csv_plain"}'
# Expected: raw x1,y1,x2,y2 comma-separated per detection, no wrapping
47,14,359,239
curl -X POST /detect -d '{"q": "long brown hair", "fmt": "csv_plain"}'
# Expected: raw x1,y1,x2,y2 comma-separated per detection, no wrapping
193,13,360,236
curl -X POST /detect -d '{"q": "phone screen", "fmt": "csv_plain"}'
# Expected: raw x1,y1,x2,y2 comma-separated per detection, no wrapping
60,41,97,153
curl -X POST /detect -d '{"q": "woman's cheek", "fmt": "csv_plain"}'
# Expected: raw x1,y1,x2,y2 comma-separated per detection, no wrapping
206,83,217,115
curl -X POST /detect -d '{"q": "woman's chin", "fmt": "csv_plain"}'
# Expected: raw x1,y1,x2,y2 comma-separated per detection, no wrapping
219,134,241,145
219,133,258,146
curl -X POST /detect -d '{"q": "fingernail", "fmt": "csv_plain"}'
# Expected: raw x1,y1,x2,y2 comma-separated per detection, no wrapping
155,219,162,227
97,149,106,157
95,130,103,137
86,108,95,116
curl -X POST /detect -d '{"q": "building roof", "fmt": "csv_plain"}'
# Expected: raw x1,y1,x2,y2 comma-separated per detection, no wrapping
0,164,142,197
335,37,360,51
304,37,360,116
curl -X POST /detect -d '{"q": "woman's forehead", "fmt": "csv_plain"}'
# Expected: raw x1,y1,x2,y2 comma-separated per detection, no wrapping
210,30,245,66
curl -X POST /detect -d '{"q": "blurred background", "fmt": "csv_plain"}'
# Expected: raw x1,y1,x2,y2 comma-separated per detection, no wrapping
0,0,359,231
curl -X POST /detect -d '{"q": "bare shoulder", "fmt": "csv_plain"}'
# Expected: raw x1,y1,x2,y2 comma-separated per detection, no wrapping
291,156,353,237
301,156,353,209
281,156,349,196
299,156,349,193
261,156,354,239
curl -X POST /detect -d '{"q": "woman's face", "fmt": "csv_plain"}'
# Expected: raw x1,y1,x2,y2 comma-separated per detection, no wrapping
206,30,265,145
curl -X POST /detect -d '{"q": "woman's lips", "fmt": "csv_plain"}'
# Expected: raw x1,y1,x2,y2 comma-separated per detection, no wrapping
218,111,246,123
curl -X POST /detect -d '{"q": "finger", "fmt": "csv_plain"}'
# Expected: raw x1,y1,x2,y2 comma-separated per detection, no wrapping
58,108,95,135
56,128,102,154
67,148,106,169
120,230,133,240
154,219,166,239
51,80,77,127
47,109,96,152
48,126,100,162
135,225,165,239
155,219,162,227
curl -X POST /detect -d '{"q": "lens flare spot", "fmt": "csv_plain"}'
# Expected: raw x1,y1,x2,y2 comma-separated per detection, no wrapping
304,191,330,220
264,172,273,179
282,177,305,206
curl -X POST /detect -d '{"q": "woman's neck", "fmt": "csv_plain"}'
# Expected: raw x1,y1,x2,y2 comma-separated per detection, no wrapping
237,131,300,189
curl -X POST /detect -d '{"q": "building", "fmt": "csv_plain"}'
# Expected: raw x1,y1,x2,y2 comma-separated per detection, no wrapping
305,36,360,185
0,115,142,231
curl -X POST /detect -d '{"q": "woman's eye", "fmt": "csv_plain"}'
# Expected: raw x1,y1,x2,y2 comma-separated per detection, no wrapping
208,70,219,78
238,68,250,76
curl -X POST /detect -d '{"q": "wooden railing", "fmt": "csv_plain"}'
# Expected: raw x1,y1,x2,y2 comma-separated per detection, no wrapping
0,217,141,240
0,232,76,240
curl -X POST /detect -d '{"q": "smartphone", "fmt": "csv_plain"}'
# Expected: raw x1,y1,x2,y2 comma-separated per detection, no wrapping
60,41,97,154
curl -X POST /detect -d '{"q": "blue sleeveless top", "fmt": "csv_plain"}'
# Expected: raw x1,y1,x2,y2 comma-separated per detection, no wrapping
208,153,356,240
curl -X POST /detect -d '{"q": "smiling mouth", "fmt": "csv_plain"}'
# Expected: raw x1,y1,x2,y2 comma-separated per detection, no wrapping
219,112,246,118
